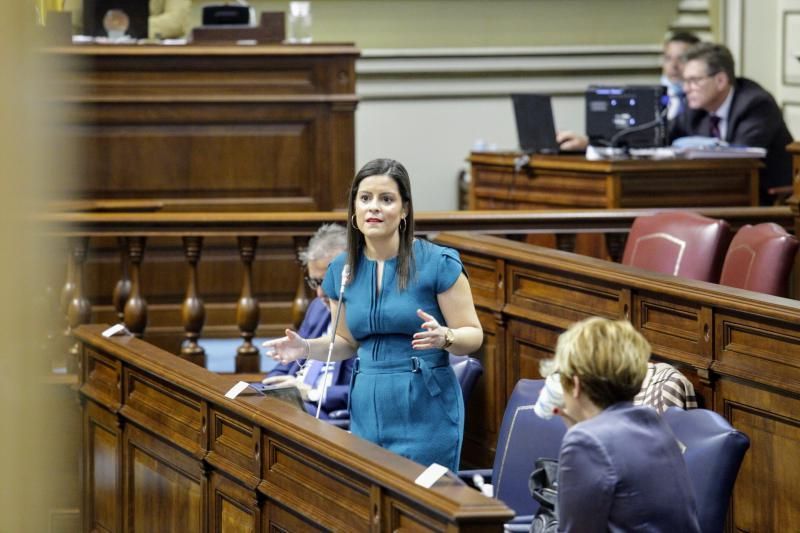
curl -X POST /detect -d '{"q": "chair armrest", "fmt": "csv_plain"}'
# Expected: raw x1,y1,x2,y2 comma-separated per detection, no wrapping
503,515,534,532
457,468,492,487
325,418,350,429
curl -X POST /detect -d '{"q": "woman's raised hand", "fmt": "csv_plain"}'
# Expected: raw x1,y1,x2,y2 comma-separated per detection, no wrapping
262,329,309,364
412,308,447,350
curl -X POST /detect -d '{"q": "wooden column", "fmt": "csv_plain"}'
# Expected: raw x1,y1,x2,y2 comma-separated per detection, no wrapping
65,237,91,370
123,237,147,337
112,237,131,322
181,236,206,367
236,236,260,373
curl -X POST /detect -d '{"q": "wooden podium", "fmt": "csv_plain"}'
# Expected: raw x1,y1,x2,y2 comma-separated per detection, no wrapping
469,152,761,210
47,43,359,211
468,151,761,257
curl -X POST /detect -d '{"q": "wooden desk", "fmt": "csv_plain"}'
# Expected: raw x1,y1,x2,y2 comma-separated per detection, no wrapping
469,152,761,210
433,232,800,531
74,325,513,532
47,44,359,211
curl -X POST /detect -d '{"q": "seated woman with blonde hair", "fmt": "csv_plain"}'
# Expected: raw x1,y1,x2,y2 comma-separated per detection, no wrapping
543,317,700,532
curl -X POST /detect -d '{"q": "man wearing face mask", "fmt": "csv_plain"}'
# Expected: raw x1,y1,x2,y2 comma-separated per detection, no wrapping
660,32,700,120
557,31,700,151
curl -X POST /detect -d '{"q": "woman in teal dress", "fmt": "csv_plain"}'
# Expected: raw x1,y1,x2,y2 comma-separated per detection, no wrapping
264,158,483,470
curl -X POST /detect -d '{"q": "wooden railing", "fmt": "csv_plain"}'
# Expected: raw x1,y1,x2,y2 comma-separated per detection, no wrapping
74,324,513,532
432,232,800,531
45,207,794,374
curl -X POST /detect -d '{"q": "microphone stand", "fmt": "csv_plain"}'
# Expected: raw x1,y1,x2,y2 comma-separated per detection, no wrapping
609,105,669,152
316,265,350,419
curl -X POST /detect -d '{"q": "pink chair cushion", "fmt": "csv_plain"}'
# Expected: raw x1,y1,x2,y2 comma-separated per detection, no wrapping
622,212,732,282
719,223,799,297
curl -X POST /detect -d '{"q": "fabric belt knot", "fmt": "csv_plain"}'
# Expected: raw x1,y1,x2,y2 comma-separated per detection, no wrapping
353,352,449,398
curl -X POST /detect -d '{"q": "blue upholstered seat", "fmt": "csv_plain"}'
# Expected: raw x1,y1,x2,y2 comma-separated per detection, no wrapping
662,407,750,533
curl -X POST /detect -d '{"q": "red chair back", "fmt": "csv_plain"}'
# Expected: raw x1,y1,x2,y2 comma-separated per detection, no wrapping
622,212,731,282
719,223,799,297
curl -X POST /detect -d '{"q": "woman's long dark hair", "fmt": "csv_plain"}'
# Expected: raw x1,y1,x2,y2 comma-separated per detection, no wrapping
346,158,415,290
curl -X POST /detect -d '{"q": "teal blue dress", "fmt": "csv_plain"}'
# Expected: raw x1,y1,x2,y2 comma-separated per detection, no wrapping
322,240,465,471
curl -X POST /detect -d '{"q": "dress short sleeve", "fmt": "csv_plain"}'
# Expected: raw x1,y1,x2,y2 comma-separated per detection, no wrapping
435,247,465,293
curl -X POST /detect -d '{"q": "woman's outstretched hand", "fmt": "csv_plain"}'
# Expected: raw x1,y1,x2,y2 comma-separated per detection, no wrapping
262,329,308,364
412,308,447,350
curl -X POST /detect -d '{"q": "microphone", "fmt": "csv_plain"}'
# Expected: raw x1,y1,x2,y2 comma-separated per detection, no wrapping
316,265,350,419
609,104,669,149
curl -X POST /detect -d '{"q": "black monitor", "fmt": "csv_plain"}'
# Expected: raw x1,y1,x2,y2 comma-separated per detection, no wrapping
585,85,668,148
82,0,148,39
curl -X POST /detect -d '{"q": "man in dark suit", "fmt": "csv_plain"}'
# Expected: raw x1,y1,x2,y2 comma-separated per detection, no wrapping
262,224,354,419
670,42,793,205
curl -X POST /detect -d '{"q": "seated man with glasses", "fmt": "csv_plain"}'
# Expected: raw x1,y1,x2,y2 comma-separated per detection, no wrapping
670,42,793,205
262,224,355,419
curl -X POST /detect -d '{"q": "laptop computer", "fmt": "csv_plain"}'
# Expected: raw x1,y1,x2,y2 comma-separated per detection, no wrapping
511,94,560,154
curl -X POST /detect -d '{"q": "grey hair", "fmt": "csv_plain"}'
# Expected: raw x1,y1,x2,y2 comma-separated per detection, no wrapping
298,223,347,266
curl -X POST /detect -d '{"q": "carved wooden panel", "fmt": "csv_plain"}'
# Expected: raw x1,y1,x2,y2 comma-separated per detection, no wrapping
714,311,800,392
125,424,204,532
121,367,205,457
84,400,121,533
75,104,320,204
460,253,502,311
82,348,122,410
506,319,561,391
716,379,800,532
506,264,622,327
631,292,712,369
262,436,371,531
208,408,260,484
385,495,441,532
209,472,257,533
263,500,325,533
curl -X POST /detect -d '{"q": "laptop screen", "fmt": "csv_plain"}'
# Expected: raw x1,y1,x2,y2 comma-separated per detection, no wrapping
511,94,559,154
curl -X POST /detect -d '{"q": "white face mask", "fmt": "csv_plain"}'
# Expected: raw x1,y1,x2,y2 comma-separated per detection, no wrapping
661,74,683,95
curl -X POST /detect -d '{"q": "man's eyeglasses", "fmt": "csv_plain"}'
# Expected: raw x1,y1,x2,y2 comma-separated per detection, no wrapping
305,276,324,291
682,73,714,87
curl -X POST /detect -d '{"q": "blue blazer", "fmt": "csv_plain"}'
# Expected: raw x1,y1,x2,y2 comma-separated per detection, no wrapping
557,403,700,533
267,297,354,415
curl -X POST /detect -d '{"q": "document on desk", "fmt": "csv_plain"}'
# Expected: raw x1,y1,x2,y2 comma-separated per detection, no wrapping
677,146,766,159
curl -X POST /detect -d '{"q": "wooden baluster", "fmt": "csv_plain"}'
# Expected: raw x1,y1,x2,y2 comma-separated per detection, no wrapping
291,236,310,330
66,237,91,371
181,236,206,367
123,237,148,338
112,237,131,322
236,236,260,373
555,233,577,253
605,233,629,263
60,243,76,336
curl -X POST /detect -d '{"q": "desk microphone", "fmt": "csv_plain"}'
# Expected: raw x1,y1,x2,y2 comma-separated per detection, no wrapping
316,264,350,419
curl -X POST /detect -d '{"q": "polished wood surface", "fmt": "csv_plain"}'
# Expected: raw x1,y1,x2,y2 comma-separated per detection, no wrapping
432,232,800,532
47,44,358,211
469,152,761,209
46,207,794,357
75,324,513,532
45,207,794,356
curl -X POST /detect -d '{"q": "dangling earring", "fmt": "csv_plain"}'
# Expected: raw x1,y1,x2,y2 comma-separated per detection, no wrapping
399,217,407,232
351,214,357,228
